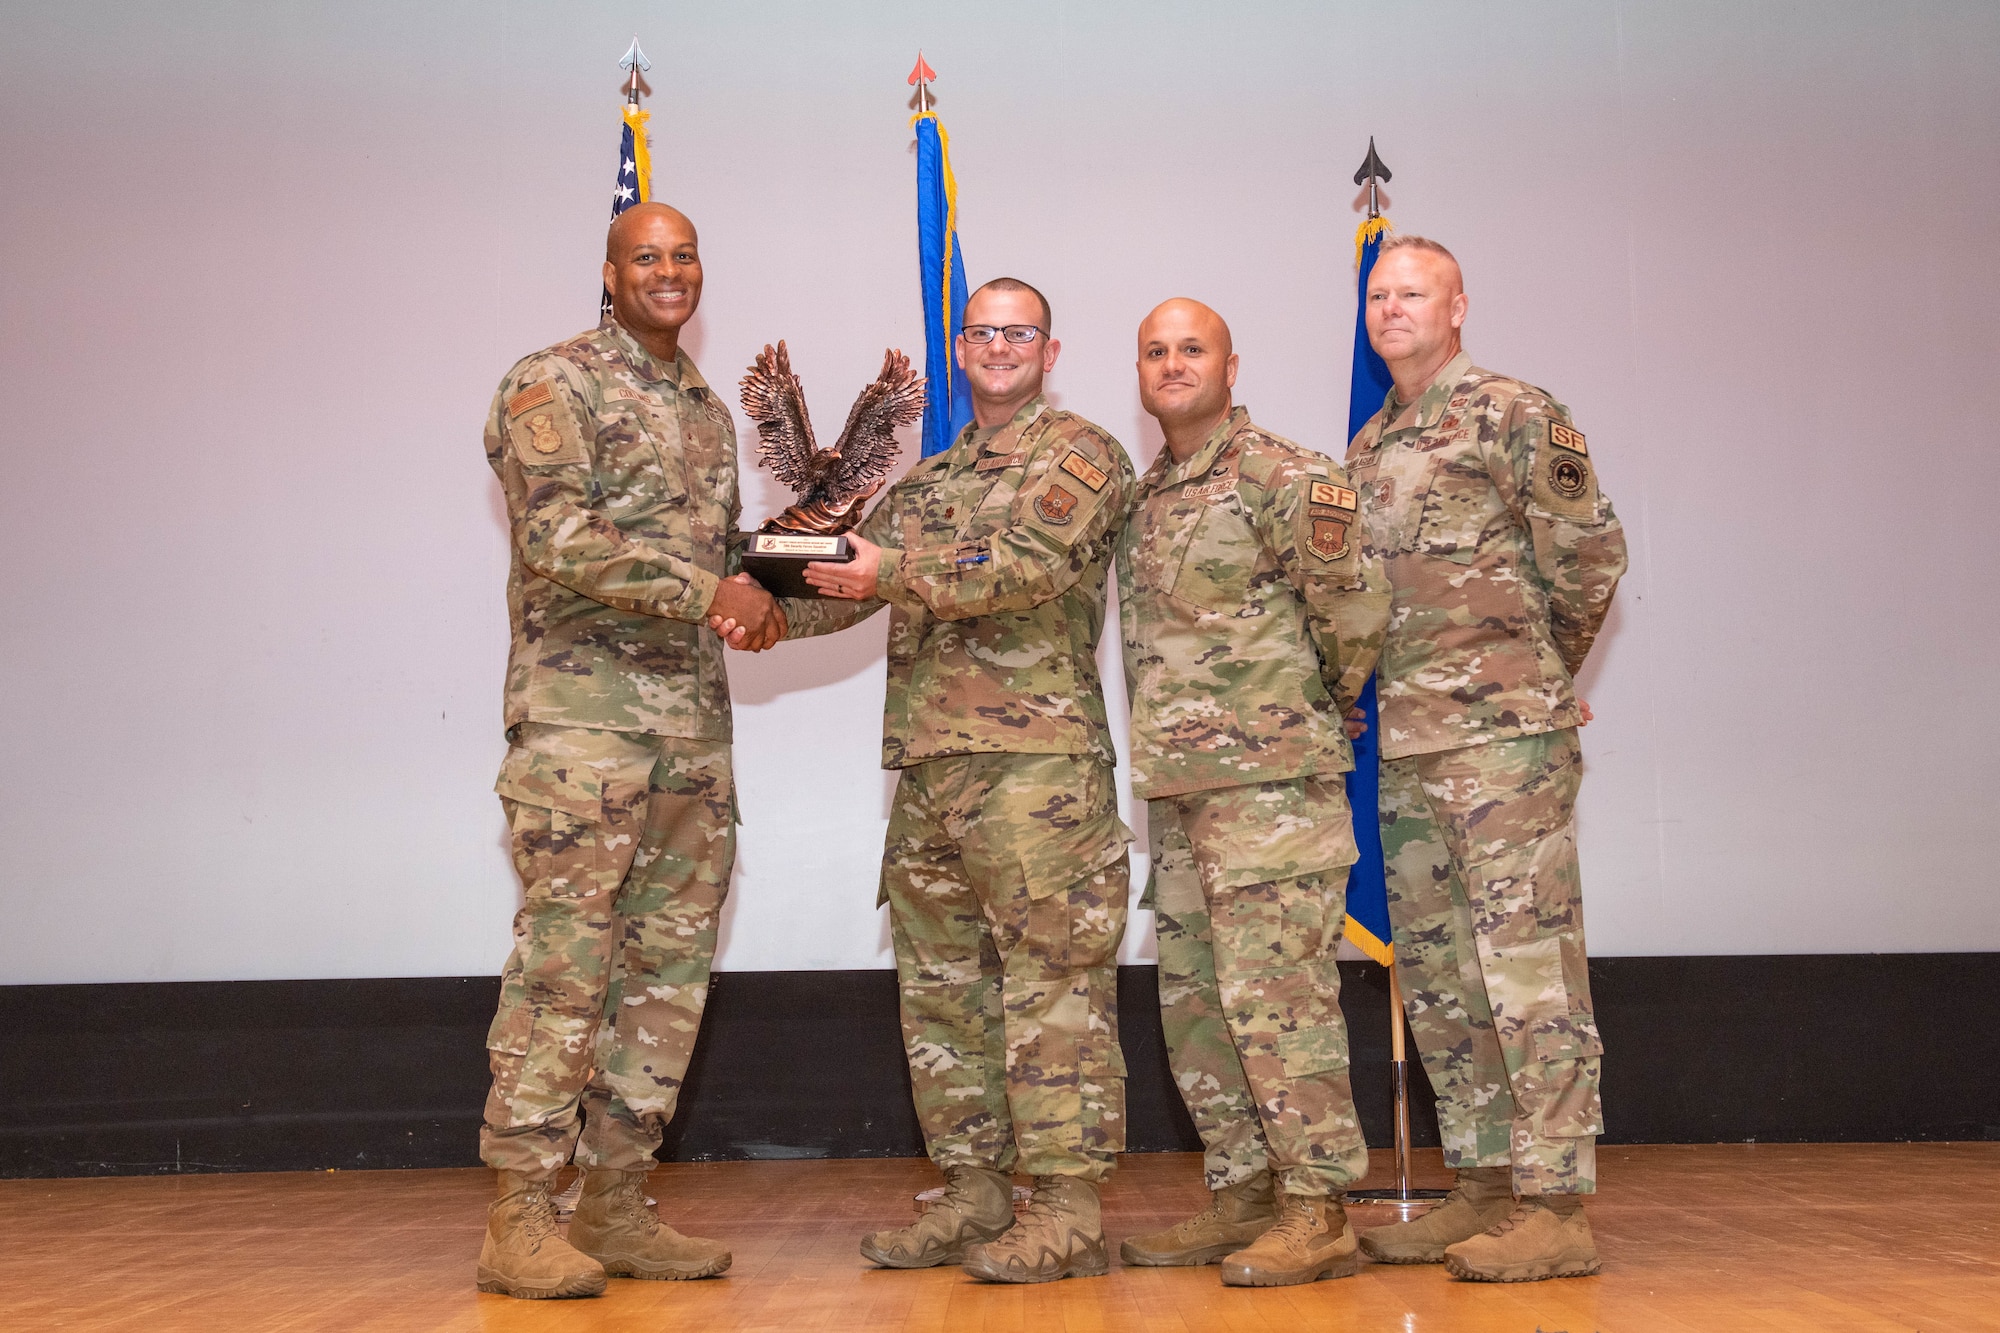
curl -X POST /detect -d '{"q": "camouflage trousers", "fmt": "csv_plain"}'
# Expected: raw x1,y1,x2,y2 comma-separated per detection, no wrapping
882,752,1132,1182
1380,728,1602,1196
1146,777,1368,1197
480,722,735,1181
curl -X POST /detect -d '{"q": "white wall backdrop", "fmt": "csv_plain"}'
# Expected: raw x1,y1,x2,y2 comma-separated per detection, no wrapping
3,1,1996,984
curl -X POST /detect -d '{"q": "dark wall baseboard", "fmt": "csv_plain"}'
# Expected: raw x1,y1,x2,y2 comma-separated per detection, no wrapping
3,955,1996,1178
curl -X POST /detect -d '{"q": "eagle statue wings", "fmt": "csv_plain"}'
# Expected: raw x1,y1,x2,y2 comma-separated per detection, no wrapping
739,342,926,535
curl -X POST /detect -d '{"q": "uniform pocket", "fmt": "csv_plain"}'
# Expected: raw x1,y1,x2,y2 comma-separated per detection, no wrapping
1412,454,1488,565
1203,781,1358,891
1169,505,1261,614
1018,814,1132,902
494,747,608,823
1274,1024,1350,1079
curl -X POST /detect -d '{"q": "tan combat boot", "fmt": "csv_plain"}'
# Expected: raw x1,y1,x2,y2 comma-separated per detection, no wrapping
1443,1194,1600,1282
1219,1192,1359,1286
1120,1172,1277,1266
961,1175,1109,1283
475,1171,607,1299
566,1168,732,1280
860,1165,1015,1268
1358,1165,1516,1263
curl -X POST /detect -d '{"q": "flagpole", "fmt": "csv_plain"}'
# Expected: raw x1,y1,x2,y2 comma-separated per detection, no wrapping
1338,138,1450,1220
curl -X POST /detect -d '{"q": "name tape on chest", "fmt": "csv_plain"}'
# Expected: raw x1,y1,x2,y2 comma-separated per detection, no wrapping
1548,421,1588,456
975,453,1025,473
1059,450,1109,492
1181,478,1233,501
1309,482,1357,511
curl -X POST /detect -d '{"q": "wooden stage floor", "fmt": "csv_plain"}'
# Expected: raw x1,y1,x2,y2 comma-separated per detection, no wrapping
2,1145,1997,1332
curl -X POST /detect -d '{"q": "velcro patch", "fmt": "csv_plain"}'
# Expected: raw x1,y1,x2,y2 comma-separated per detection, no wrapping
1548,421,1588,456
1035,484,1079,525
1059,450,1109,492
1306,515,1352,562
506,380,555,418
1309,482,1357,511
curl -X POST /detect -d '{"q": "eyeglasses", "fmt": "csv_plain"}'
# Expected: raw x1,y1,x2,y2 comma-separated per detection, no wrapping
961,324,1046,345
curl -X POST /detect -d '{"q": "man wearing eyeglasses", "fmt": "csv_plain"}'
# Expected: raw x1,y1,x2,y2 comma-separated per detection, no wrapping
723,278,1137,1283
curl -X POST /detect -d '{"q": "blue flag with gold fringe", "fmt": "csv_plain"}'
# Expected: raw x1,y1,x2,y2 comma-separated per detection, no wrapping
913,107,973,457
1342,216,1396,966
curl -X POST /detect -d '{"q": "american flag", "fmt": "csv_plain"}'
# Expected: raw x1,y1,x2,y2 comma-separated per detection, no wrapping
602,101,650,314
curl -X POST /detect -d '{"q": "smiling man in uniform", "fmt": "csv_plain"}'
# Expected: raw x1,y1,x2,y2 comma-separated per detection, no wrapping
728,278,1137,1283
1115,298,1389,1285
475,202,785,1299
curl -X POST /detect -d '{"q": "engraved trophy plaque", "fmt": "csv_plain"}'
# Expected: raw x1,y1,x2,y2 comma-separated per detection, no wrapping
738,341,924,599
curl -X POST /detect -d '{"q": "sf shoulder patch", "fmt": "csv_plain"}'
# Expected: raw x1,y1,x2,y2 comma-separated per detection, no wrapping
504,379,587,466
1059,449,1109,492
1309,481,1357,511
1531,418,1598,520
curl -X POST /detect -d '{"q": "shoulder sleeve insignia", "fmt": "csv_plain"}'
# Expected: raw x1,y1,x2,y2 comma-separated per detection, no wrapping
503,379,587,466
1034,484,1079,525
1308,481,1357,511
1306,515,1352,562
1547,420,1588,456
1059,450,1109,492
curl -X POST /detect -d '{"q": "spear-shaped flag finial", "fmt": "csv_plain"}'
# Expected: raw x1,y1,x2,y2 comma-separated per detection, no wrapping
1354,136,1392,219
620,36,651,105
909,51,937,114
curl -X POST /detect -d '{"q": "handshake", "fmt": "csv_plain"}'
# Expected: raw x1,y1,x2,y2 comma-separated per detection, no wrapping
706,534,886,651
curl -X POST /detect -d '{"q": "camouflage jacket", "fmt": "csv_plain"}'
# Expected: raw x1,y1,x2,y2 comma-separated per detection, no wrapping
484,318,744,741
785,395,1136,769
1117,408,1390,800
1344,351,1627,759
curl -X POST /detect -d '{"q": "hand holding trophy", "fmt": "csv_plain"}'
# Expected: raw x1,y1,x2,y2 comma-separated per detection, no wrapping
738,342,925,598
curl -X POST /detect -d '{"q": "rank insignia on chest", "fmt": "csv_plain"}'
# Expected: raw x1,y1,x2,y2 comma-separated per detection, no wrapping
1548,421,1589,455
1059,450,1109,492
1307,516,1351,562
1373,477,1395,508
1309,482,1357,511
1035,484,1079,524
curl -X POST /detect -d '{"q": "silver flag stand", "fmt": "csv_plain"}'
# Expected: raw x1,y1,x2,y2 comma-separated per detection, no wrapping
1344,961,1450,1218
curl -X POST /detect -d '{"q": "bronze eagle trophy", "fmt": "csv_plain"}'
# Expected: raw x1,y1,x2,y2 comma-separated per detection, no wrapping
737,341,925,598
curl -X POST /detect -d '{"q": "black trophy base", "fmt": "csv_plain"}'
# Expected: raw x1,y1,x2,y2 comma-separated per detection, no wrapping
741,531,853,600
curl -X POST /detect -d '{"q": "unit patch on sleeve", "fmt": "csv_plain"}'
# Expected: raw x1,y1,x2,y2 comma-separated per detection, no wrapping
504,379,587,466
1059,450,1109,492
1531,418,1598,520
1306,515,1352,562
1035,484,1079,525
1547,420,1588,456
1308,482,1358,511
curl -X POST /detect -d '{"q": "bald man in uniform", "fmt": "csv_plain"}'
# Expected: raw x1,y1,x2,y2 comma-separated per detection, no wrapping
1344,235,1626,1282
1115,299,1390,1285
474,202,787,1299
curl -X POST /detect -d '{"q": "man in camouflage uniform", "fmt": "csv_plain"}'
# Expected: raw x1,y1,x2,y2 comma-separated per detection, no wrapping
475,202,790,1299
756,278,1137,1283
1344,236,1627,1283
1113,299,1390,1286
